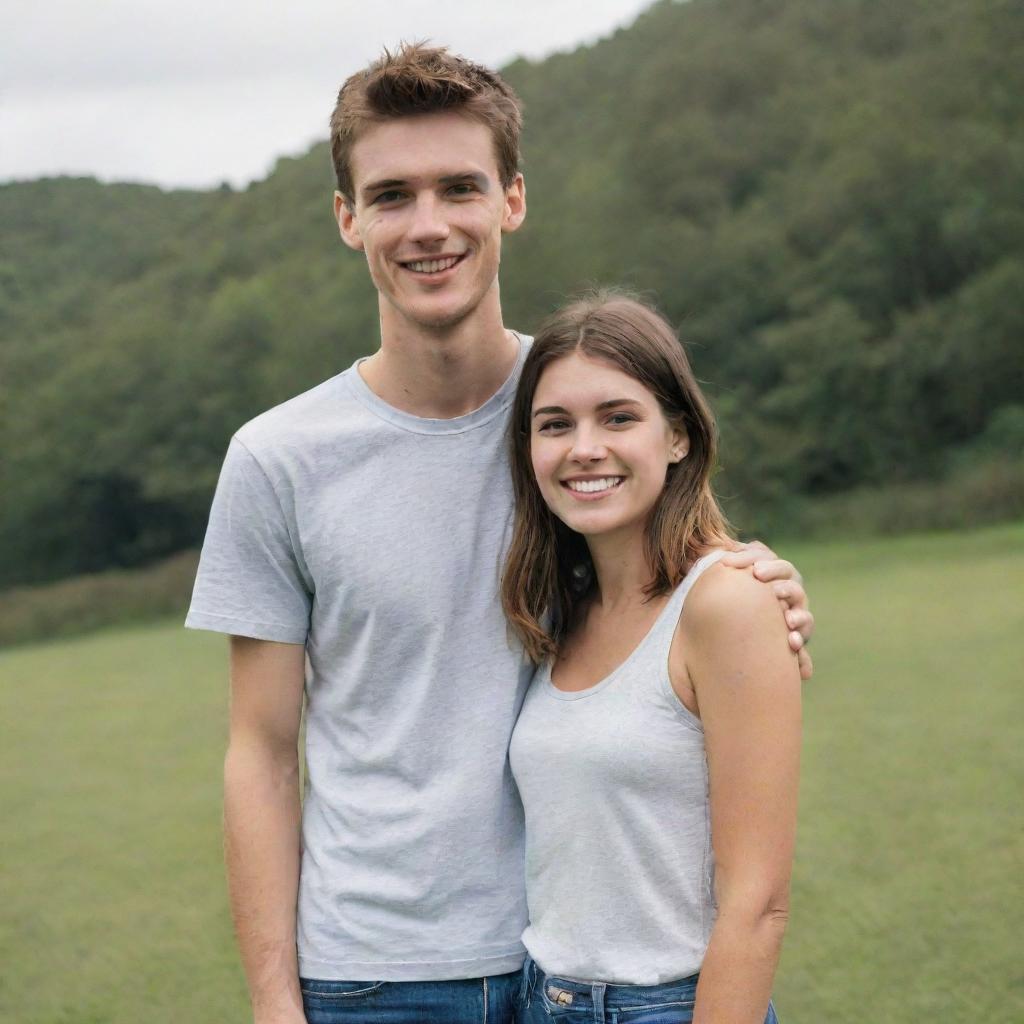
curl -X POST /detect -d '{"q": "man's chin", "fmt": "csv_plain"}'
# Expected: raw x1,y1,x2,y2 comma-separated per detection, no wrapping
395,298,477,333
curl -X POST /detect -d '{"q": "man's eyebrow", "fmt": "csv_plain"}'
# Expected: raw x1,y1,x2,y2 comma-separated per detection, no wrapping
361,172,490,198
439,172,490,191
361,178,407,196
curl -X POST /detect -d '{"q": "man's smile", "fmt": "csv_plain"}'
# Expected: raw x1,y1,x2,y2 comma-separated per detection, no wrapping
399,253,467,276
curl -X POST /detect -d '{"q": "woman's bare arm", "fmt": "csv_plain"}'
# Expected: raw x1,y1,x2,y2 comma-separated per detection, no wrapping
681,565,803,1024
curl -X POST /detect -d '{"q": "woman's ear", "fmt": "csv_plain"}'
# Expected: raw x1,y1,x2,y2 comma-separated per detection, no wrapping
669,425,689,463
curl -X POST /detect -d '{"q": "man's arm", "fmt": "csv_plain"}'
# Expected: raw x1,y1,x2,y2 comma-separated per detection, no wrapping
225,636,308,1024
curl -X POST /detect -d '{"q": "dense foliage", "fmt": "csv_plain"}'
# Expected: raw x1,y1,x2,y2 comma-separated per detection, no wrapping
2,0,1022,586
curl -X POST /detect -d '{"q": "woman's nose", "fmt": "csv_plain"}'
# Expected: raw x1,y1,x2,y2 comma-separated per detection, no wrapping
569,427,607,463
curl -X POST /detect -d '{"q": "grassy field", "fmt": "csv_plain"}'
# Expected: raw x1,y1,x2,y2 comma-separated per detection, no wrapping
2,523,1022,1023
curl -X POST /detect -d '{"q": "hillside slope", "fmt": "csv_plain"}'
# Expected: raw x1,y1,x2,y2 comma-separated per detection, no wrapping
2,0,1022,584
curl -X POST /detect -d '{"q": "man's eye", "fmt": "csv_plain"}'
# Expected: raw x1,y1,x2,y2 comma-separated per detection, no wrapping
373,190,404,204
448,183,476,197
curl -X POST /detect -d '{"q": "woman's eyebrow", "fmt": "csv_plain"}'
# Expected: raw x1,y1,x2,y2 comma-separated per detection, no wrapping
532,398,641,417
596,398,642,411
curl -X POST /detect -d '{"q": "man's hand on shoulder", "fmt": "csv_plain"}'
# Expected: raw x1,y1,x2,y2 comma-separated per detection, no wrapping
720,540,815,681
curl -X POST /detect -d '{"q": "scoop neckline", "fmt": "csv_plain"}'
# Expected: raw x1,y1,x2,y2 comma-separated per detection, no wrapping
540,550,725,702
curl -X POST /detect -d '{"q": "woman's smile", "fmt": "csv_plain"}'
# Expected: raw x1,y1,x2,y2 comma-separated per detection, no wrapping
561,476,626,499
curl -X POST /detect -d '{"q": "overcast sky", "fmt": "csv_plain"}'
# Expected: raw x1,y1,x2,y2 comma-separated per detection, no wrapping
2,0,654,191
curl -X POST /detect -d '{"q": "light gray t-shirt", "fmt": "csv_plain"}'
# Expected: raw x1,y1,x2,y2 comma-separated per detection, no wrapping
186,338,533,981
509,550,727,985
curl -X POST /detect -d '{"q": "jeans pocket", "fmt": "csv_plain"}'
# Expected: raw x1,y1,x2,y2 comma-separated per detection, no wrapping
615,997,695,1024
299,978,386,1001
610,974,697,1024
616,995,774,1024
537,982,584,1018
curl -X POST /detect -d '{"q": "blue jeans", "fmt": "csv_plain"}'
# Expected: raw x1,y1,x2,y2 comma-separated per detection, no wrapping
517,956,779,1024
300,970,521,1023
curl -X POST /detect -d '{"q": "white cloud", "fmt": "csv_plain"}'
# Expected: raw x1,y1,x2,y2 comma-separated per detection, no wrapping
1,75,334,189
2,0,654,188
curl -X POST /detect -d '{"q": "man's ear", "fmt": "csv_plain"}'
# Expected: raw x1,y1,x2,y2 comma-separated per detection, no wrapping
501,173,526,234
334,191,364,251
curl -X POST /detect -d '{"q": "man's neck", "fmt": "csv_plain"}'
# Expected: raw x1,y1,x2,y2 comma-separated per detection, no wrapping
359,294,520,419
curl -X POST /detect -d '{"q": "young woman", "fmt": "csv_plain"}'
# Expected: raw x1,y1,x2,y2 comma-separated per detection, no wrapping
502,293,802,1024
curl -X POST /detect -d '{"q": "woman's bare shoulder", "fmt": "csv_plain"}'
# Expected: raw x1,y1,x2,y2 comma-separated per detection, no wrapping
683,557,783,637
680,556,801,705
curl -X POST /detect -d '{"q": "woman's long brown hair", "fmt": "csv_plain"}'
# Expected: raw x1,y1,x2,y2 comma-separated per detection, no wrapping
501,291,736,664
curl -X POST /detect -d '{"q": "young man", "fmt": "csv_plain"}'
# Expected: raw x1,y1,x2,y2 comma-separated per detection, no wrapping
186,45,814,1024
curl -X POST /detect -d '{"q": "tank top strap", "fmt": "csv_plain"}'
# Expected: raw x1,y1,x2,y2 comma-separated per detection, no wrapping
645,548,729,653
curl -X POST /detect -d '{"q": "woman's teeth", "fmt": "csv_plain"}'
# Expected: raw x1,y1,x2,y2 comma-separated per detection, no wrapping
566,477,623,493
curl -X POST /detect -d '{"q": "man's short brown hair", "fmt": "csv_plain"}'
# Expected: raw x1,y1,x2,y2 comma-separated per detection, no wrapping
329,42,523,202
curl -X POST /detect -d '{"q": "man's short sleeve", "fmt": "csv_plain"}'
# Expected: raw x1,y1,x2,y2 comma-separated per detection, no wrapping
185,437,311,644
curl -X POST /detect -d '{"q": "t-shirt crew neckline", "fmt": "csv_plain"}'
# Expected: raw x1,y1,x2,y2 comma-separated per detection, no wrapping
344,331,528,435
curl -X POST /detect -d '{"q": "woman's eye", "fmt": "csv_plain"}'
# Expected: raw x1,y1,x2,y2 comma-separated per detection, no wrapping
607,413,636,426
537,419,570,433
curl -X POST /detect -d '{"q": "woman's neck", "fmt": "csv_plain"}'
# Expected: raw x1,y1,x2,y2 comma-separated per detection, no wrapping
586,528,655,613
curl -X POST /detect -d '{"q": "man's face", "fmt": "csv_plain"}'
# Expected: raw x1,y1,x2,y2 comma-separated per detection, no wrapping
336,111,526,332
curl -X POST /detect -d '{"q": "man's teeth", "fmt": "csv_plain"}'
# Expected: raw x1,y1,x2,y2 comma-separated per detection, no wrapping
406,256,460,274
567,477,623,493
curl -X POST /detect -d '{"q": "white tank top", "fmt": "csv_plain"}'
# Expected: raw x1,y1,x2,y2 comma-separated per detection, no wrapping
509,549,727,985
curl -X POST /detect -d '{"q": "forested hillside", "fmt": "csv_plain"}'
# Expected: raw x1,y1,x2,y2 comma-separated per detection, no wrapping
3,0,1023,587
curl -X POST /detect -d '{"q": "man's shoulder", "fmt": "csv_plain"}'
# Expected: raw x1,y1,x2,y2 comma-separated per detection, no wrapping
233,367,360,456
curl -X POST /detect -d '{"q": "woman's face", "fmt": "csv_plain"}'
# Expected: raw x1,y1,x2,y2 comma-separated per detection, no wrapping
529,350,687,542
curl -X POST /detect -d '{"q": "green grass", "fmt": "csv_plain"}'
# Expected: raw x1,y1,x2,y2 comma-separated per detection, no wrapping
773,523,1024,1022
2,523,1022,1023
0,624,248,1023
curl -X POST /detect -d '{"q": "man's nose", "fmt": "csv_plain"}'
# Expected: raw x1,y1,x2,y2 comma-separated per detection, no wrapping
406,195,450,244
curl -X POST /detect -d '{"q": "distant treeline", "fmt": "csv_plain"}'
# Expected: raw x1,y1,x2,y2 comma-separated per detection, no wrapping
2,0,1022,588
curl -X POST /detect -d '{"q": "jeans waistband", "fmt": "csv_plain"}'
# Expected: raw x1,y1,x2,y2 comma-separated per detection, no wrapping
522,955,699,1016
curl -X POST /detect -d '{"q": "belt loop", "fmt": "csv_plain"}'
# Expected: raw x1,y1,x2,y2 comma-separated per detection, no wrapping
591,981,607,1024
